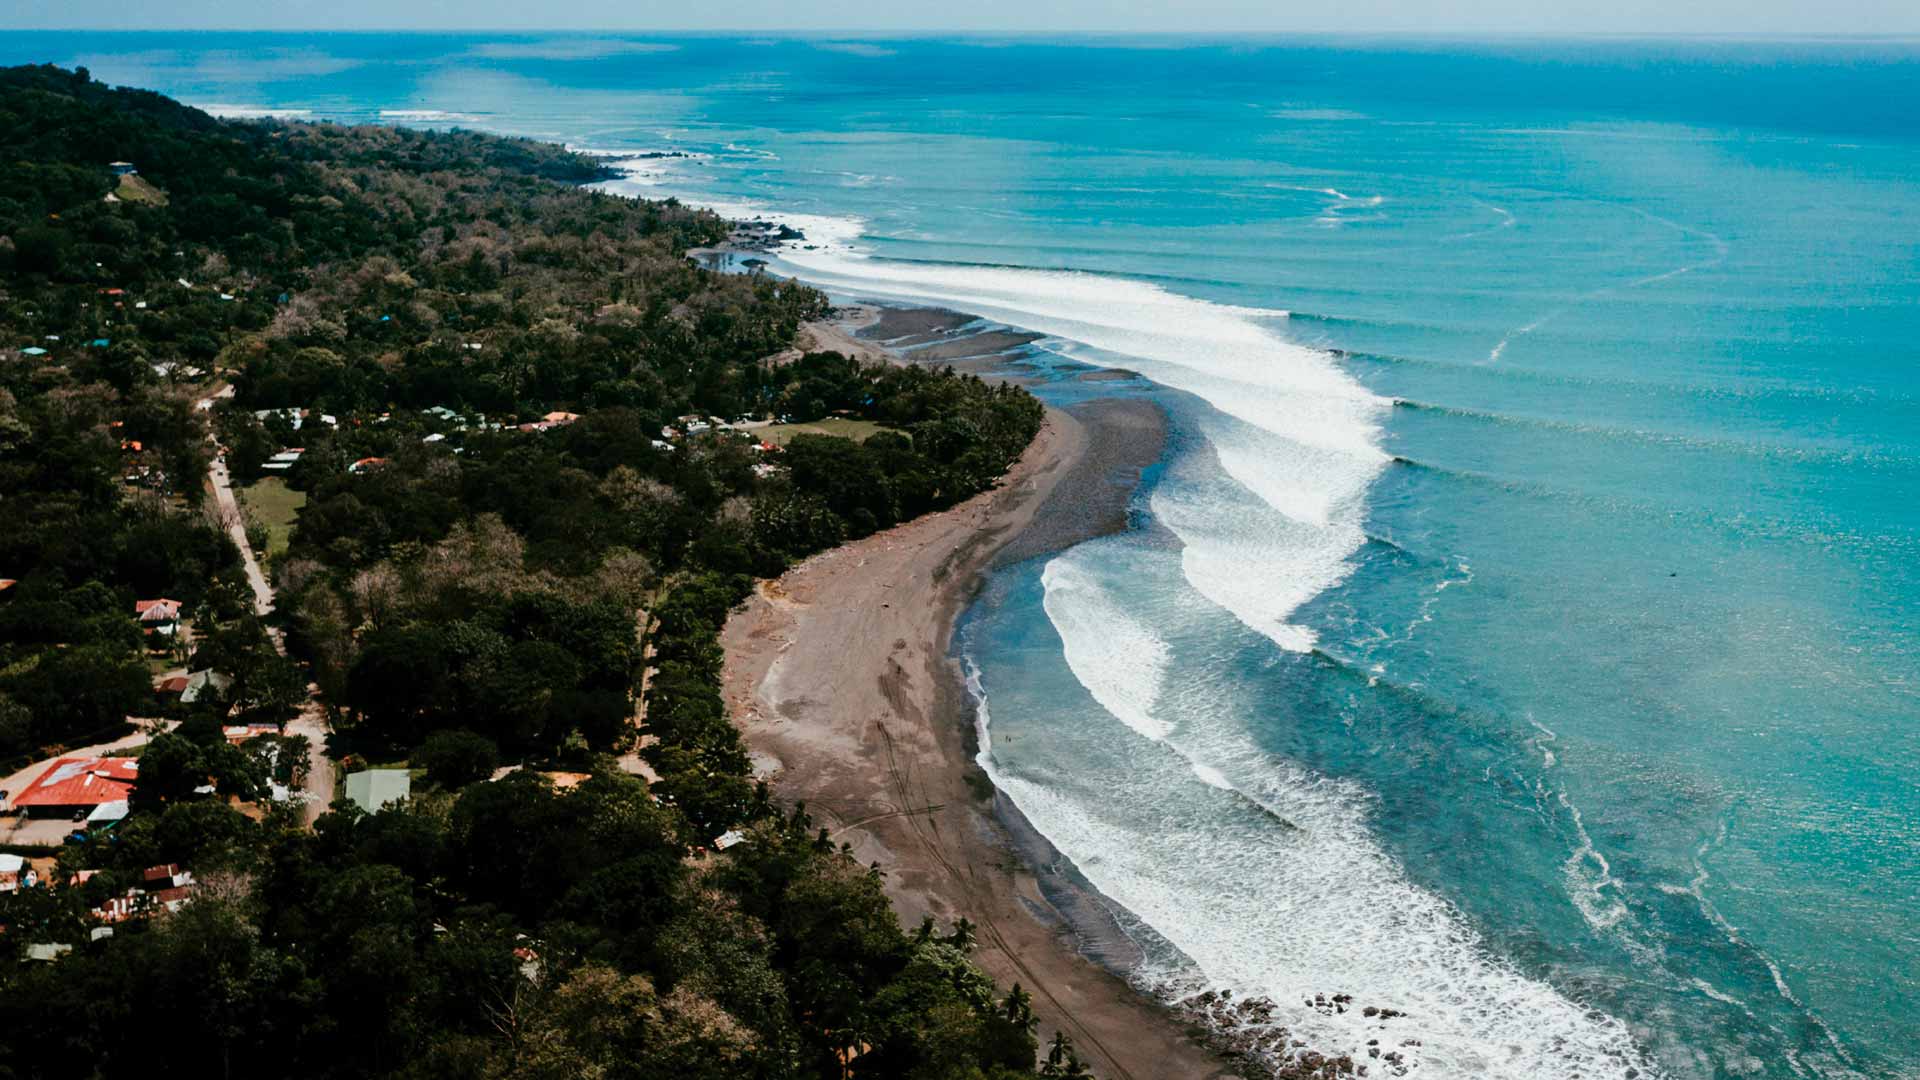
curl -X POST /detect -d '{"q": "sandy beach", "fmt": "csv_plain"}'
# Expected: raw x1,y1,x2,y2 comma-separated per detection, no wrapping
721,311,1231,1079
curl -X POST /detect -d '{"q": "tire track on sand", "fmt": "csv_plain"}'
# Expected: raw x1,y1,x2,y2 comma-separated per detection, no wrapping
876,715,1142,1080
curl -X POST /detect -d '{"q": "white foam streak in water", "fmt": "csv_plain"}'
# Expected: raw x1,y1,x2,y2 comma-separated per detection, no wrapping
1146,421,1374,652
724,204,1390,651
378,109,480,123
594,182,1650,1076
192,103,314,119
1039,557,1172,741
783,253,1388,461
974,660,1655,1080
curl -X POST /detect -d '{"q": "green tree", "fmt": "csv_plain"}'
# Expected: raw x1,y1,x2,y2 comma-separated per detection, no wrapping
416,729,501,788
132,730,267,809
2,643,150,748
491,964,758,1080
1041,1032,1094,1079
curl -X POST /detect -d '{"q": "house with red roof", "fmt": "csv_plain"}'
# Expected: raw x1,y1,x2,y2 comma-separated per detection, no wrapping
134,598,182,632
89,864,199,924
13,757,139,818
142,864,193,890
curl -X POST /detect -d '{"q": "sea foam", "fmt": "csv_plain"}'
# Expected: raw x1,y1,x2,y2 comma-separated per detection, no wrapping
1018,506,1651,1077
1040,554,1172,741
598,184,1655,1078
978,724,1654,1079
191,103,314,119
747,206,1390,652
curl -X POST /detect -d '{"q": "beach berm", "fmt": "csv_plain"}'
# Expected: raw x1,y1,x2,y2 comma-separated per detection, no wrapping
723,315,1225,1080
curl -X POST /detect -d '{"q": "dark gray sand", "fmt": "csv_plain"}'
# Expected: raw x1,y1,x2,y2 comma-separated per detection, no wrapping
993,396,1166,568
860,305,977,345
909,328,1045,363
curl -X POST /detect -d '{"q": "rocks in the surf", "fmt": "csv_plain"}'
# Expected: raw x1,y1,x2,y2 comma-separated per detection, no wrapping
1165,983,1379,1079
723,218,807,253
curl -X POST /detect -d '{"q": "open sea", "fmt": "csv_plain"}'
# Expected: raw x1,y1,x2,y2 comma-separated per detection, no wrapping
12,31,1918,1079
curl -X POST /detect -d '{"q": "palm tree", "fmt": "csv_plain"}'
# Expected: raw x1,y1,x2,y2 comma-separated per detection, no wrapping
1042,1031,1094,1079
1002,983,1036,1033
944,916,977,954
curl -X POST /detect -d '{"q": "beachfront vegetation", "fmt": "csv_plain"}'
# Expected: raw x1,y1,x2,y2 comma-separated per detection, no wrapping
0,63,1059,1079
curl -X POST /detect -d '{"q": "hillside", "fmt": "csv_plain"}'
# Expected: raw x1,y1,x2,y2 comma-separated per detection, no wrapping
0,65,1064,1080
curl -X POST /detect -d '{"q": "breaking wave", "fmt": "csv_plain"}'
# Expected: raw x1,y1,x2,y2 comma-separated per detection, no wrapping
969,650,1656,1080
1039,555,1172,741
725,203,1391,652
599,182,1658,1079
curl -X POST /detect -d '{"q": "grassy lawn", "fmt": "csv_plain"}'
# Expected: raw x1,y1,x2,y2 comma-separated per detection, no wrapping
758,417,897,446
238,477,306,559
114,174,168,206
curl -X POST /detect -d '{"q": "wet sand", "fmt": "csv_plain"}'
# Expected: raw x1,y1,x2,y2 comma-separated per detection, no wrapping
720,310,1228,1079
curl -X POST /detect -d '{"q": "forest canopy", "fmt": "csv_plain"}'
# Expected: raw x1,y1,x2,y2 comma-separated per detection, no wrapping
0,64,1064,1080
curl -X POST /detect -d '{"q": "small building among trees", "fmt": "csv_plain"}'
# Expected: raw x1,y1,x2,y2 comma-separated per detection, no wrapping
344,768,411,814
12,757,139,818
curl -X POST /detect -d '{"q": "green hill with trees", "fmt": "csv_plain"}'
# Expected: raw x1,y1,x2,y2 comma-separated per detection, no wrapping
0,64,1068,1080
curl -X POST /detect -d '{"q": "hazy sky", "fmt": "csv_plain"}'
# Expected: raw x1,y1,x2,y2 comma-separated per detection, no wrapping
7,0,1919,35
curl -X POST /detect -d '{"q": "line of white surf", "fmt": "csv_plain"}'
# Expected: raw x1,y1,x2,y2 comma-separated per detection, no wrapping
708,199,1392,654
1017,541,1657,1080
594,172,1655,1078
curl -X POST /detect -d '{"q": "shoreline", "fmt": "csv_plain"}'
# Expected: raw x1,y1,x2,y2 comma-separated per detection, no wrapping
720,309,1232,1079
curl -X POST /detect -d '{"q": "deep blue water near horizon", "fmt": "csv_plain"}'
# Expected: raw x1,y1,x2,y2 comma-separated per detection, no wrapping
11,32,1917,1079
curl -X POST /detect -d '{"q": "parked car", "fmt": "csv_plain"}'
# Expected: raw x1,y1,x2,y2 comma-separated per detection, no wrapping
64,830,88,845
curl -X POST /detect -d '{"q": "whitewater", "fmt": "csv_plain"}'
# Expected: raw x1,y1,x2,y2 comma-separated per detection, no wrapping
596,180,1661,1077
19,34,1910,1076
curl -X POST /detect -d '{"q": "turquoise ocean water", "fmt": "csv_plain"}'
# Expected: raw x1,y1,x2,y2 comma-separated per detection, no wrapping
11,33,1917,1079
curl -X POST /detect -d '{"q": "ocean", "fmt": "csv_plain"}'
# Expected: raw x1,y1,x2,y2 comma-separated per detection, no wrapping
13,32,1918,1079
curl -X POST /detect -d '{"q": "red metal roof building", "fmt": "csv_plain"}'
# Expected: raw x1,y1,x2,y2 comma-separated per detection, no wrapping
134,598,181,623
13,757,139,816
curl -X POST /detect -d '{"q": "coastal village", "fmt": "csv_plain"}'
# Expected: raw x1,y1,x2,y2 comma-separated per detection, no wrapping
0,229,803,951
8,21,1916,1080
0,64,1254,1080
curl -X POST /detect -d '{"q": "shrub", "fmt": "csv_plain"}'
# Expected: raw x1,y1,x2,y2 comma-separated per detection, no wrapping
416,729,501,789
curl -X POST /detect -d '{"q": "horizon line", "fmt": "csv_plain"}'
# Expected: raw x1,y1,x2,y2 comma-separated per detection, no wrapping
7,28,1920,40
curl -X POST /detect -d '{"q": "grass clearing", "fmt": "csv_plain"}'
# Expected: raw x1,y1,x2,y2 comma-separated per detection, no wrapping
238,476,306,559
114,174,168,206
757,417,897,446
